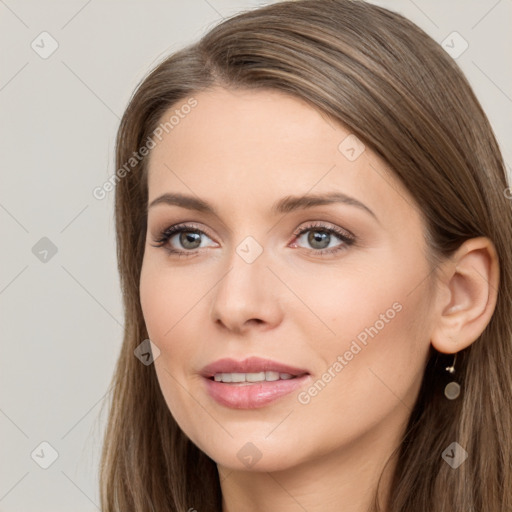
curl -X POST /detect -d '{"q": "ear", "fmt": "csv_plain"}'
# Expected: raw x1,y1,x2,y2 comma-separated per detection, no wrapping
430,237,499,354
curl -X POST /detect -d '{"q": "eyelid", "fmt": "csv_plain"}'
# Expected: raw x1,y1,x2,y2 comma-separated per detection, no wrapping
153,221,217,243
292,221,355,241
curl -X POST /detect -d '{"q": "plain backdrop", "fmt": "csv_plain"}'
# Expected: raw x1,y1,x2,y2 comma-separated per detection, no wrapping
1,1,511,510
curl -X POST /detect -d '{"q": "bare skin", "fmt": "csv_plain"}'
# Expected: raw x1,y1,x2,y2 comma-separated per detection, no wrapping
139,86,499,512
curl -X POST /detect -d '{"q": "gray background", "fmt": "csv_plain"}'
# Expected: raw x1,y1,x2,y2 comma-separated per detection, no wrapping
1,1,510,510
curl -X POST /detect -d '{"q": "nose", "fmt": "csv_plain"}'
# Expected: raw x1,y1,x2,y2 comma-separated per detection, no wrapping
210,245,284,335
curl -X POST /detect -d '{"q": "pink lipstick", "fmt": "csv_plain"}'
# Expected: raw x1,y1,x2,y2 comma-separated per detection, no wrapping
200,356,310,409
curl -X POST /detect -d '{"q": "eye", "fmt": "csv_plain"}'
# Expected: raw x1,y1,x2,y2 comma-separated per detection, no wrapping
151,223,217,257
291,222,355,255
151,221,356,258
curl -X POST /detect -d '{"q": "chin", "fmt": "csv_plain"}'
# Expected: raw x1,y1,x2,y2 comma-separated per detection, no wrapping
214,451,298,473
194,435,306,473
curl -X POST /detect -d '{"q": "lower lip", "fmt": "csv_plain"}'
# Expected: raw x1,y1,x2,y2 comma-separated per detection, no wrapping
203,375,310,409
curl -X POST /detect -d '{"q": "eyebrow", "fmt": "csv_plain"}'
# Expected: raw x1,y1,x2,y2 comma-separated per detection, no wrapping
148,191,378,221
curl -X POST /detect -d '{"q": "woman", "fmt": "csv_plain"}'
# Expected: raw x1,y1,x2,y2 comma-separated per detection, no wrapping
100,1,512,510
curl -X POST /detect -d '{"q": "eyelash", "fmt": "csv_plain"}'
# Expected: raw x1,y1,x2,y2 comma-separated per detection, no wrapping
151,222,356,258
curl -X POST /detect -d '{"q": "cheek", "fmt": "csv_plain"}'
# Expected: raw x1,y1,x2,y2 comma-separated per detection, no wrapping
139,261,212,387
139,263,200,410
284,252,424,353
302,269,432,428
290,304,429,459
293,249,432,405
139,264,206,434
139,262,202,347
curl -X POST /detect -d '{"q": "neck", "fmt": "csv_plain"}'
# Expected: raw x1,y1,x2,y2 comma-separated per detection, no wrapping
218,413,404,512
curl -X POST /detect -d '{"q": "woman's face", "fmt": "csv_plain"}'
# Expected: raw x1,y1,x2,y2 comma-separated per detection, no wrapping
140,86,437,472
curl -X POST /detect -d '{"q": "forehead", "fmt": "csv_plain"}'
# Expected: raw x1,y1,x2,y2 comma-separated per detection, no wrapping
149,87,342,175
146,87,419,224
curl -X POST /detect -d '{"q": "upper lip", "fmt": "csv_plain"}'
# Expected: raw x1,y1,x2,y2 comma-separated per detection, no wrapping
200,356,309,378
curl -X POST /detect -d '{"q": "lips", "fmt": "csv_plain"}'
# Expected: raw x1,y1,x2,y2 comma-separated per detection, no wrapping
200,356,311,409
200,356,309,378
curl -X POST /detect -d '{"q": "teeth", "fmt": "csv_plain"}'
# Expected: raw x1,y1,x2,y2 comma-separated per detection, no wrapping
247,372,265,382
213,371,295,383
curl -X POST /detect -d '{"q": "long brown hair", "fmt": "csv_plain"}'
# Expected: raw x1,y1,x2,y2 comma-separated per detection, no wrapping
100,1,512,510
